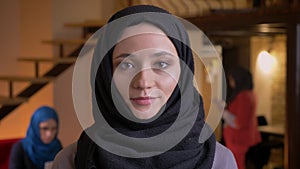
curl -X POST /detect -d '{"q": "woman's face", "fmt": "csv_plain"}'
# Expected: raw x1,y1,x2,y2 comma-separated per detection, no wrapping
228,75,236,89
39,119,57,144
112,23,180,120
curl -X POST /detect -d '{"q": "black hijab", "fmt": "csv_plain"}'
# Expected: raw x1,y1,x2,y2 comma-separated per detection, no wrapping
75,5,216,169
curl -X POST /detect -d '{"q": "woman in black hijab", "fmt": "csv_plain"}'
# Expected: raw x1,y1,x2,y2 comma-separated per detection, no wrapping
52,5,237,169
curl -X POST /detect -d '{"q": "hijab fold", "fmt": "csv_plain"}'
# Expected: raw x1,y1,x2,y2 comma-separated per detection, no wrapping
75,5,216,169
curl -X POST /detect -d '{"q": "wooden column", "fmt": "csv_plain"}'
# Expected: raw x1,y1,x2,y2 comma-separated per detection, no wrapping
127,0,133,6
286,18,300,169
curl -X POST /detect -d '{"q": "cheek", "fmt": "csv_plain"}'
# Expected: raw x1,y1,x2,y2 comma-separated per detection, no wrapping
160,68,180,97
40,133,47,143
113,74,131,99
160,77,178,97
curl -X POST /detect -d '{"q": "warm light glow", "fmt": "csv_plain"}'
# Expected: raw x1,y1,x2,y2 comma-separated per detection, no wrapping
257,51,277,74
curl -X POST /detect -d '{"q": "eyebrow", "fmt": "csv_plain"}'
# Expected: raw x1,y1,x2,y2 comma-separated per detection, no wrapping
153,51,175,57
114,51,175,60
114,53,131,59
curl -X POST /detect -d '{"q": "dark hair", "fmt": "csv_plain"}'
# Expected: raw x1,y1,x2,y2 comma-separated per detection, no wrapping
226,66,253,103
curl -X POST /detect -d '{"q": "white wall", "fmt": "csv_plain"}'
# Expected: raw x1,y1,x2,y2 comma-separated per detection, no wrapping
51,0,105,146
0,0,20,76
251,37,273,123
52,0,102,40
0,0,54,139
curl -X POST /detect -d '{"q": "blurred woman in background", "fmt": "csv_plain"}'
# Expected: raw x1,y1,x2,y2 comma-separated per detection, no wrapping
222,66,261,169
9,106,62,169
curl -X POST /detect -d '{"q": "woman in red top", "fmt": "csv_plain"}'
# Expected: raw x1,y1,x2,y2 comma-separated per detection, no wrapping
223,66,261,169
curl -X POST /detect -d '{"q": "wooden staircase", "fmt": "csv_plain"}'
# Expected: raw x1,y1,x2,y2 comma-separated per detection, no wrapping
0,20,103,120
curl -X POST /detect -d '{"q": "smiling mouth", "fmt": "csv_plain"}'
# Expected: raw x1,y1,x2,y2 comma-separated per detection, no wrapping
130,97,157,105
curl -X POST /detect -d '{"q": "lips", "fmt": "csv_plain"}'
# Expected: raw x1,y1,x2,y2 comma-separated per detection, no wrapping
130,96,157,105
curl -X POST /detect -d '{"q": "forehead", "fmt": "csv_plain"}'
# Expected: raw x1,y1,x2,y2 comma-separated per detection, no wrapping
118,22,166,42
114,23,176,56
39,119,57,126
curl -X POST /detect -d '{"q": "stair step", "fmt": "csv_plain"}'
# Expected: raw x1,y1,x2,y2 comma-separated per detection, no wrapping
0,76,54,83
41,39,87,45
64,20,105,28
18,57,77,63
0,96,28,105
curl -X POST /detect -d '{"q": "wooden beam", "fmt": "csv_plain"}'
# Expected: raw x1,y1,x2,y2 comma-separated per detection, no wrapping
185,9,290,33
18,57,77,63
0,96,28,105
64,20,105,28
0,76,54,83
41,39,86,45
286,19,300,169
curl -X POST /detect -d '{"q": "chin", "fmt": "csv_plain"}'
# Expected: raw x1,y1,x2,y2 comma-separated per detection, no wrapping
130,103,166,120
134,113,156,120
132,108,160,120
42,139,53,144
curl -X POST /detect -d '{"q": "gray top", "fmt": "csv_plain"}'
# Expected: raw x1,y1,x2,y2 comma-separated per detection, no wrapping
52,142,237,169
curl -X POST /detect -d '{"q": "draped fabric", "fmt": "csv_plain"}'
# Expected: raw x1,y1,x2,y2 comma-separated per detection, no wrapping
22,106,62,169
75,5,216,169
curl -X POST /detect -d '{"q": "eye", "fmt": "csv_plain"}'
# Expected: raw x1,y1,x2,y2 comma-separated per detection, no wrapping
154,61,169,69
119,62,134,70
39,127,57,132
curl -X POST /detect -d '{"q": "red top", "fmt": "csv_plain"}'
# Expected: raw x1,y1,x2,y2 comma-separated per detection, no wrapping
223,90,261,148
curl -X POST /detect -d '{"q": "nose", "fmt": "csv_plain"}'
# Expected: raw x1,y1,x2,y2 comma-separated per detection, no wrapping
132,69,155,89
45,130,54,137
